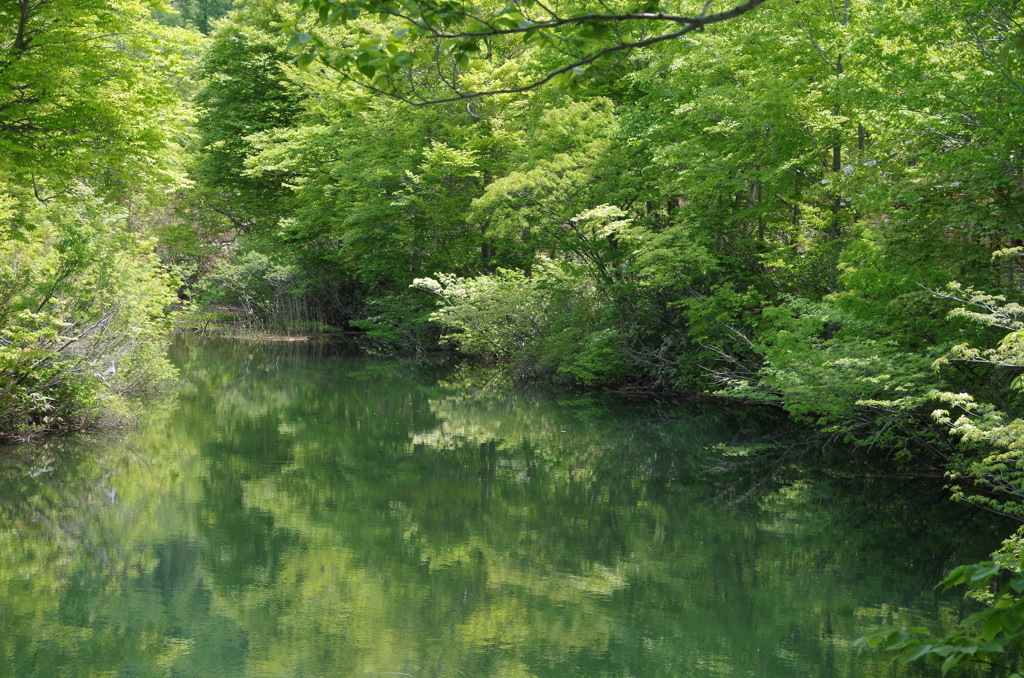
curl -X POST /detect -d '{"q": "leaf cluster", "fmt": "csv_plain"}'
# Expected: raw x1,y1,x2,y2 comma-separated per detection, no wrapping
860,557,1024,676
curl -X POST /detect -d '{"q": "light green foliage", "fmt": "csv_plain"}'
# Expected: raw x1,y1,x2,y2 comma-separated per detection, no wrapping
0,0,198,198
0,0,195,436
558,327,632,386
414,262,569,358
181,2,375,326
414,257,632,384
348,293,440,352
192,2,303,232
219,37,526,325
195,250,320,330
750,298,940,452
926,283,1024,520
0,189,180,437
158,0,234,33
626,0,878,298
472,99,639,281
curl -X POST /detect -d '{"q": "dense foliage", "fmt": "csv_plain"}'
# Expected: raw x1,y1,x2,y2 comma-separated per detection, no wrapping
0,0,198,438
6,0,1024,671
179,0,1024,671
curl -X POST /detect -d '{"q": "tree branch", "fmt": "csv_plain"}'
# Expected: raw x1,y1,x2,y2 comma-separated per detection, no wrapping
300,0,770,104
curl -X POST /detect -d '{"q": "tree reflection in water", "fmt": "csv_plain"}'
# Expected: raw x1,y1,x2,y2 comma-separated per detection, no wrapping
0,338,1009,678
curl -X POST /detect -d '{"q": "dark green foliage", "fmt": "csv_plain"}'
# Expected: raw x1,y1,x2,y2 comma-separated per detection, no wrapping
348,293,440,352
172,0,233,33
859,557,1024,676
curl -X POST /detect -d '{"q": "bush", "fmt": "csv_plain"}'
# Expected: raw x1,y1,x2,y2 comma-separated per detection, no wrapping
0,187,179,439
413,257,637,386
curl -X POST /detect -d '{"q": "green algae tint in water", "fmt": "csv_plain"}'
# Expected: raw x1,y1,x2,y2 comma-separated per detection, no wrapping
0,338,1010,678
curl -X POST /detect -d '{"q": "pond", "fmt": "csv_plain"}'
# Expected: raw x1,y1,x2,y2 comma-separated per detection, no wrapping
0,338,1011,677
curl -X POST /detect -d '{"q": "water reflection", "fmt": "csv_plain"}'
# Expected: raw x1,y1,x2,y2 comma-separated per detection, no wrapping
0,338,1011,677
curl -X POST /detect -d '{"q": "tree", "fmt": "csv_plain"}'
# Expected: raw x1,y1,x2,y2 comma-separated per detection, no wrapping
0,0,197,199
192,1,304,233
173,0,234,33
0,0,196,436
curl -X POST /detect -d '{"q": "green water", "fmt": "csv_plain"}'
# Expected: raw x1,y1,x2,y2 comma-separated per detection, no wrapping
0,339,1011,677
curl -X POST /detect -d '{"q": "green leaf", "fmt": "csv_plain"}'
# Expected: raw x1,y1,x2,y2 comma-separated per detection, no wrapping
1001,609,1024,632
287,30,314,49
941,652,965,675
969,562,1001,585
899,643,932,662
983,616,1003,640
331,5,360,21
294,52,318,68
584,22,610,40
963,609,996,627
855,626,899,647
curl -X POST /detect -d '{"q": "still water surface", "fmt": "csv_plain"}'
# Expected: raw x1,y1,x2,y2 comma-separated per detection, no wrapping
0,339,1011,677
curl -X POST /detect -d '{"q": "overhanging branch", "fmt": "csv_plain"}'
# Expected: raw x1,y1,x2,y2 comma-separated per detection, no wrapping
297,0,771,104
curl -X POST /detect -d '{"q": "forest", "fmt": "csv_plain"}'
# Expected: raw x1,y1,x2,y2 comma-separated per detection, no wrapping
4,0,1024,671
